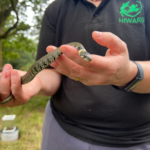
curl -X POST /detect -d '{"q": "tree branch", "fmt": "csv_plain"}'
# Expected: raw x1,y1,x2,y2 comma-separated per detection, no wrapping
0,0,19,39
0,4,12,25
6,25,31,37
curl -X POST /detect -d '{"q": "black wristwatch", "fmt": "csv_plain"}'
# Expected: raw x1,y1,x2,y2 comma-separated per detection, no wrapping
112,61,144,92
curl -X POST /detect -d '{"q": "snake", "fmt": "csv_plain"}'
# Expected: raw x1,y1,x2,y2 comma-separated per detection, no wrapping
0,42,92,104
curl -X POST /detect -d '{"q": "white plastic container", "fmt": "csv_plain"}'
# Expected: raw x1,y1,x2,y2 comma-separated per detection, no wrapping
1,127,19,141
1,115,19,141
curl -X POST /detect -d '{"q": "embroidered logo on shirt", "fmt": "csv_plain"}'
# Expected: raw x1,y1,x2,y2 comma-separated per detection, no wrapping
119,1,144,24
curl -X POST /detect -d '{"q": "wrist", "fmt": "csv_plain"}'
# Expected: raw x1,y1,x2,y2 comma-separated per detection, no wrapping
114,60,138,87
112,61,144,92
30,76,43,97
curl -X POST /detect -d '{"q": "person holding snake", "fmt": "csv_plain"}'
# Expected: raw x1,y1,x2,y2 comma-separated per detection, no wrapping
0,0,150,150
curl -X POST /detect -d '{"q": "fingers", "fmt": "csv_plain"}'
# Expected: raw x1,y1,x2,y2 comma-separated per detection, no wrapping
59,45,110,72
58,31,128,72
47,45,94,69
0,65,27,107
46,45,69,73
46,45,71,75
92,31,127,55
59,45,94,69
45,35,128,86
47,46,86,79
10,70,24,103
0,64,15,107
0,65,12,101
50,55,98,82
48,46,104,85
46,45,57,53
46,46,101,85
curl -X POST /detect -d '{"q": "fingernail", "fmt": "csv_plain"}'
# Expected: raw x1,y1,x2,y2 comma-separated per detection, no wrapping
95,31,102,38
3,65,11,71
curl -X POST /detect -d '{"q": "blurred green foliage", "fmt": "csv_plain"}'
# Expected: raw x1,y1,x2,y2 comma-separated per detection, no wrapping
0,0,52,70
2,33,37,70
0,0,51,38
2,14,38,70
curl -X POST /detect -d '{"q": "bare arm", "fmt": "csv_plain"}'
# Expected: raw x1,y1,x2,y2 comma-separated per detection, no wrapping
37,69,62,96
0,66,62,107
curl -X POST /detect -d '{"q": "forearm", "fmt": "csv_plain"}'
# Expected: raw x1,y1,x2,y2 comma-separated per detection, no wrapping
36,69,62,96
132,61,150,94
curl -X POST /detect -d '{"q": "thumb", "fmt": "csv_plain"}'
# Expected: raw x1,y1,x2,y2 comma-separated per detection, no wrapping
92,31,127,54
46,46,57,53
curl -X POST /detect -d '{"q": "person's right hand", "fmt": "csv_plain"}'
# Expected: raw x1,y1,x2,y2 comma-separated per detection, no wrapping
0,64,42,107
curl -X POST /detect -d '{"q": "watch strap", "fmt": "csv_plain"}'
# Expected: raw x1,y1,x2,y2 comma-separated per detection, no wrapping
112,61,144,92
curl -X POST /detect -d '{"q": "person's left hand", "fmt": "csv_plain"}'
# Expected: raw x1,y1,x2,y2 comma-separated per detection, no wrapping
46,31,137,87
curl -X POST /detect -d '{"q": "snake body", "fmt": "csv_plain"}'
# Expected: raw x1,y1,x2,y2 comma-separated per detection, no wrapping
0,42,92,104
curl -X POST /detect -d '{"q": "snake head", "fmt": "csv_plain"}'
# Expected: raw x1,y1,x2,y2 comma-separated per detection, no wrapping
78,49,92,61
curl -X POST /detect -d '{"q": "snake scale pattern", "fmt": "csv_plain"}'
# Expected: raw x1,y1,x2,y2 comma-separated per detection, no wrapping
0,42,92,104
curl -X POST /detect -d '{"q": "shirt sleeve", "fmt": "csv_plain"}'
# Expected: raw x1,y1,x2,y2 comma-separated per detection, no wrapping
146,10,150,60
36,0,62,68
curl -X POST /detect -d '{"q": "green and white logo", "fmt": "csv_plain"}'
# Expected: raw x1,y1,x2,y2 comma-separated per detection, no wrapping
119,1,144,24
120,1,142,17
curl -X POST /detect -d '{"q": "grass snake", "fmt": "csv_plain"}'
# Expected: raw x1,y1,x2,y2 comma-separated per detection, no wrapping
0,42,92,104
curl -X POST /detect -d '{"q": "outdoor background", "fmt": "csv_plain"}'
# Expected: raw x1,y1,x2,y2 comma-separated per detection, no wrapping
0,0,54,149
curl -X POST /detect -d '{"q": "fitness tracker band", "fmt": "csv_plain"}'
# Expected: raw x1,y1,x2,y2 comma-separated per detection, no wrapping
112,61,144,92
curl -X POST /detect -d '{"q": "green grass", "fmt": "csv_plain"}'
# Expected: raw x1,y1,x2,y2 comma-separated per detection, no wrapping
0,96,49,150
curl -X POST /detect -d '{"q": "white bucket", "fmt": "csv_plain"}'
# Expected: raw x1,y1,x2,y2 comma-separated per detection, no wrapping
1,127,19,141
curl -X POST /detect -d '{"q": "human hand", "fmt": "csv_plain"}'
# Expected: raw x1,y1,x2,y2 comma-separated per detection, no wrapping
47,31,138,87
0,64,42,107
